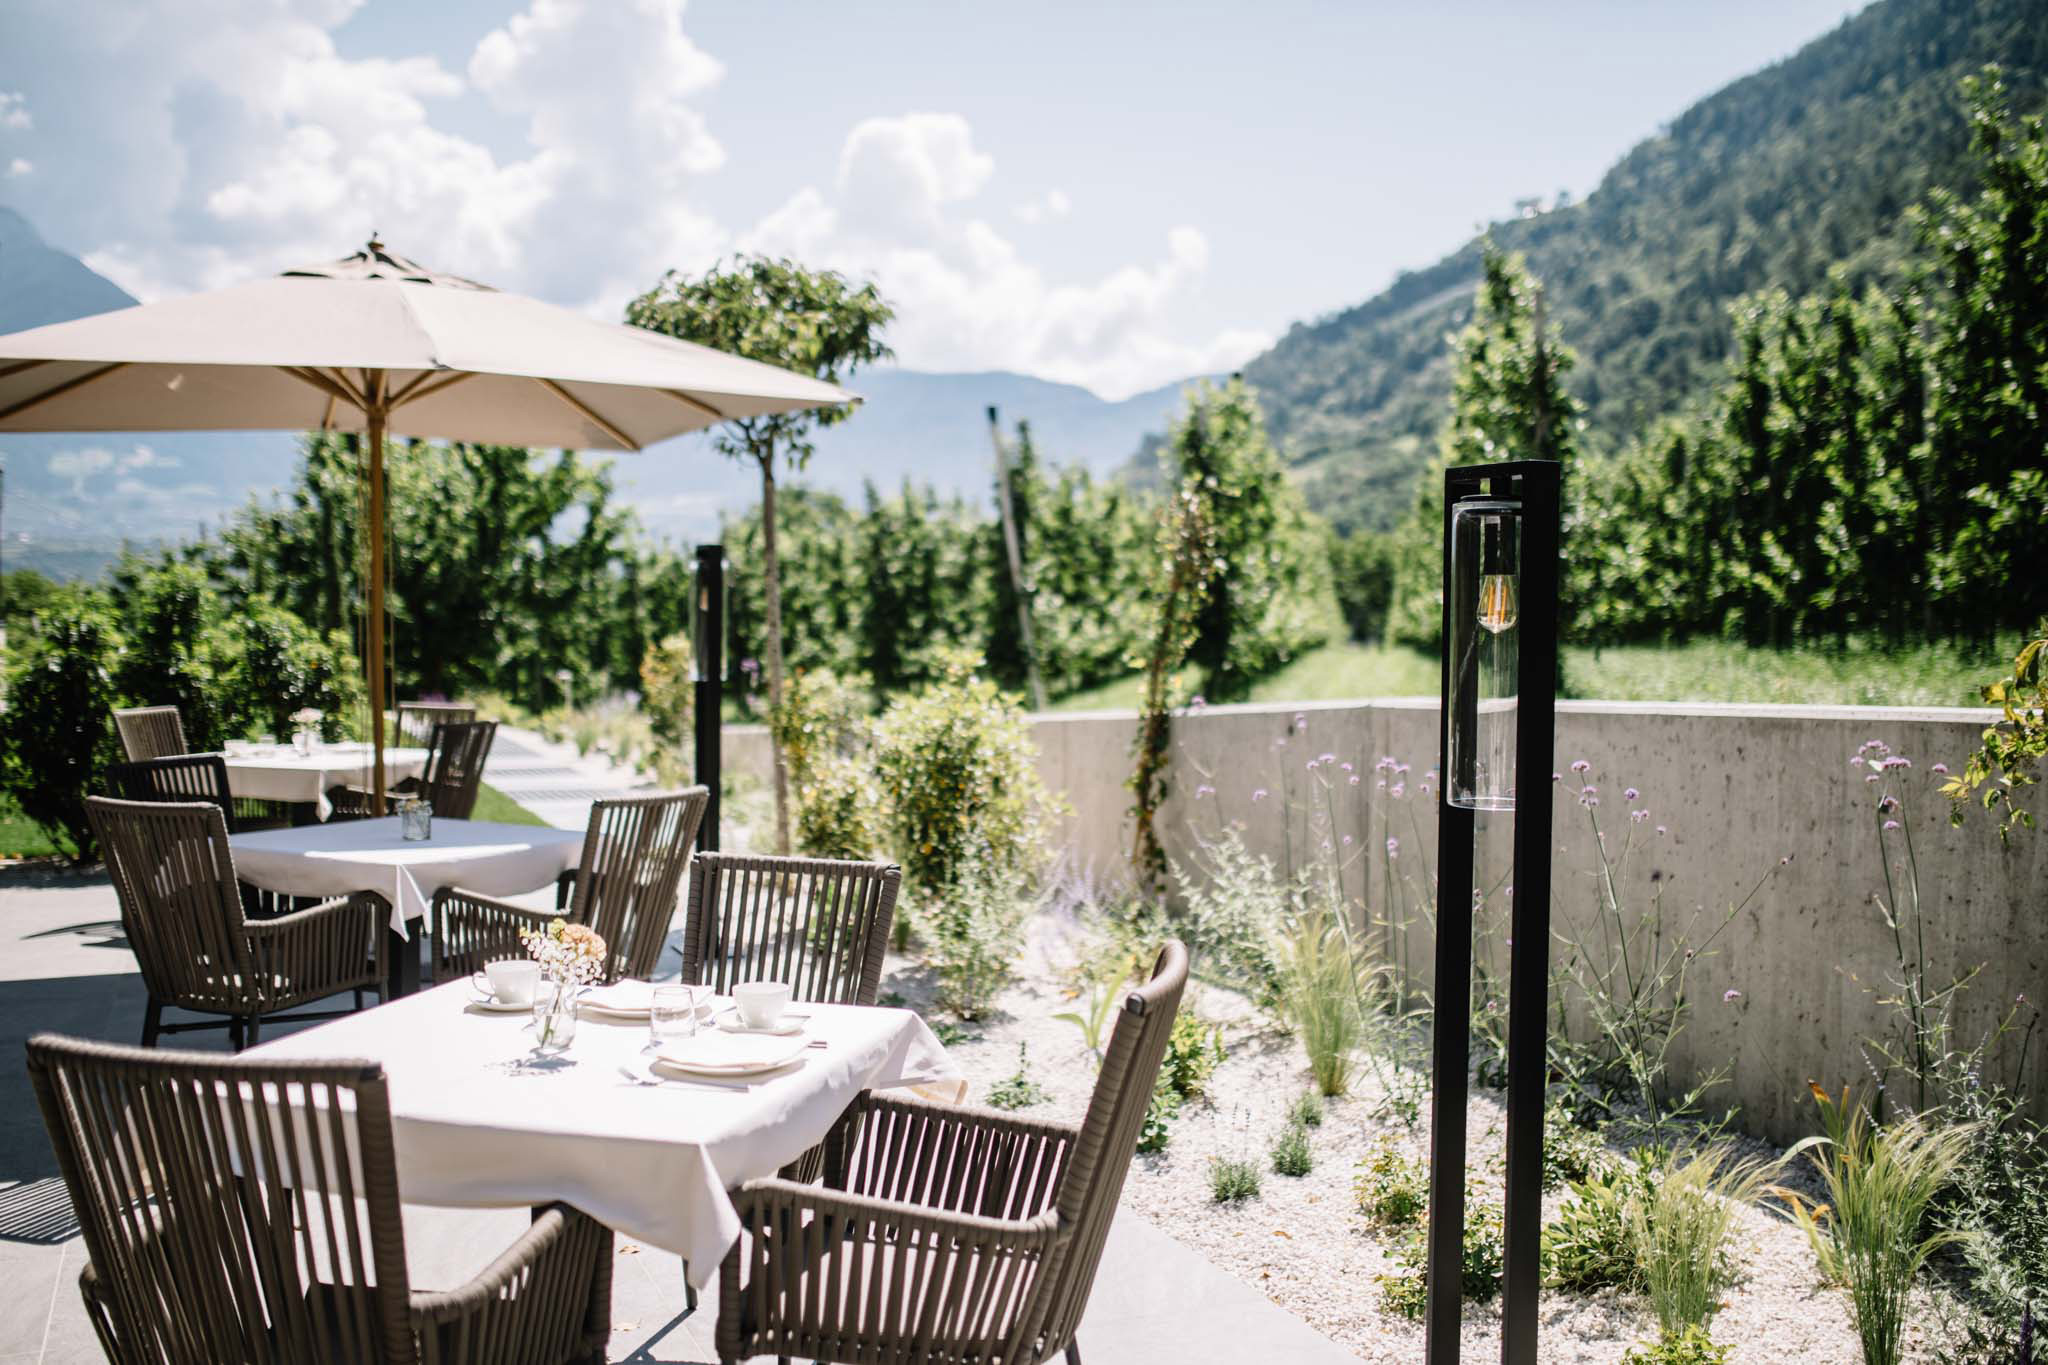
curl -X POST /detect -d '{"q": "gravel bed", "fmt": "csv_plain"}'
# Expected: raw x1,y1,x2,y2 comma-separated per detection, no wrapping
878,910,1957,1364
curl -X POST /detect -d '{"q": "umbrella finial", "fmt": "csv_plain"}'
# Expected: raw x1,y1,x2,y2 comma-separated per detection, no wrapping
366,231,384,256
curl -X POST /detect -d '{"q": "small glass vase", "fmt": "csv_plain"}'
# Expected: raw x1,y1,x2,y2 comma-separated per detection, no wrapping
531,982,579,1055
292,727,315,757
399,797,432,841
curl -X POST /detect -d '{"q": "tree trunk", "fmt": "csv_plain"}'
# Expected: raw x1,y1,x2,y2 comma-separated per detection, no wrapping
759,447,791,855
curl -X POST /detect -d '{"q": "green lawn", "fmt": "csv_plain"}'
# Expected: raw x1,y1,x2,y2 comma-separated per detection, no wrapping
1047,636,2010,712
471,781,548,826
0,792,65,859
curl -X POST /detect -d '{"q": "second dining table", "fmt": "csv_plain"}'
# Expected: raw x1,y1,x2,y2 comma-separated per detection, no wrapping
219,740,431,822
230,815,586,996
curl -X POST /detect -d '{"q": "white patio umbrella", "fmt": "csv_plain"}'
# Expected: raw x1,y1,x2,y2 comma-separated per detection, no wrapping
0,238,854,810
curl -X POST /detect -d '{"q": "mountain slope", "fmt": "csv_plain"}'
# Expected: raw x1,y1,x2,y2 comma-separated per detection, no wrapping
1244,0,2048,532
0,205,137,330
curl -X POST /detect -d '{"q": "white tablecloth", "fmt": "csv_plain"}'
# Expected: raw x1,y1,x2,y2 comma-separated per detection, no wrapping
229,817,584,935
248,981,965,1284
220,743,430,820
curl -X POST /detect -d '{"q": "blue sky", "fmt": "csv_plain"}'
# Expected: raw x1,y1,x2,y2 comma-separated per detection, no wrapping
3,0,1861,399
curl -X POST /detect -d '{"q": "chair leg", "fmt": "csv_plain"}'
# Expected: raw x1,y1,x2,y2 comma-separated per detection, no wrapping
246,1014,262,1047
353,988,365,1011
1065,1342,1081,1365
227,1017,245,1052
140,999,162,1048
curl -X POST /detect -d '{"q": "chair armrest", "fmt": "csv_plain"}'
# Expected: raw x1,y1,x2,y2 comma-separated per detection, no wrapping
409,1204,612,1361
242,893,385,1003
826,1089,1079,1220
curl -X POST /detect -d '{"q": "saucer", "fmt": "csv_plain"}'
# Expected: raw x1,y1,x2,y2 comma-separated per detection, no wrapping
469,994,537,1014
713,1007,807,1037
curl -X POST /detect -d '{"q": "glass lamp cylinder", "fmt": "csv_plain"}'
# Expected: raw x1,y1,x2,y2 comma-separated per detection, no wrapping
690,555,729,683
1448,498,1522,810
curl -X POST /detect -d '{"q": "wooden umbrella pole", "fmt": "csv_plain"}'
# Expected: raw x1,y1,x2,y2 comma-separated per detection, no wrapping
365,375,388,816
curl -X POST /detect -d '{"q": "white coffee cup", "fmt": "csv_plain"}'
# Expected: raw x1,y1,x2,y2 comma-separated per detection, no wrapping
733,980,792,1030
477,959,540,1006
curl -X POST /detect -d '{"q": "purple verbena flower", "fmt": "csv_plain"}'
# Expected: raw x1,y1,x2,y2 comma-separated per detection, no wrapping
1883,819,1901,830
1877,794,1899,813
1724,989,1743,1003
1386,837,1399,858
1390,782,1405,798
1931,762,1949,775
1624,788,1640,802
1195,784,1215,798
1631,809,1650,823
1319,752,1336,765
1570,759,1590,774
1251,789,1268,802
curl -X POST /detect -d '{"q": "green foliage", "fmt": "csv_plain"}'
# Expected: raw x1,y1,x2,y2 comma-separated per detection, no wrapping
637,632,694,753
985,1043,1049,1111
1544,1101,1607,1191
1246,0,2048,536
793,752,886,862
1136,1071,1178,1154
1939,1084,2048,1364
1544,1158,1658,1293
1329,529,1396,643
1209,1155,1262,1204
768,667,870,784
873,652,1049,903
1354,1139,1428,1229
1270,1121,1313,1178
1128,477,1215,893
210,600,364,744
1945,626,2047,844
1630,1144,1778,1339
1379,1201,1505,1318
112,559,226,749
1785,1084,1979,1365
915,849,1031,1021
1053,955,1127,1061
1277,908,1365,1097
1287,1090,1325,1129
218,434,685,712
1619,1327,1734,1365
0,596,121,860
1161,1012,1225,1103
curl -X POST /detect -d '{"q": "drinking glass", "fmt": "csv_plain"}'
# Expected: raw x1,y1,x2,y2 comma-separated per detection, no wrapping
399,797,433,841
649,984,701,1051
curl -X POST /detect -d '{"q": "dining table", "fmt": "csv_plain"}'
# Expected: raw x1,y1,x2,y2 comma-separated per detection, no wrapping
229,816,586,997
247,978,966,1286
218,740,431,822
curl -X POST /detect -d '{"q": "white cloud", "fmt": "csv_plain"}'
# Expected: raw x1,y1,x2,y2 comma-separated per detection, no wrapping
1015,188,1071,225
4,4,1261,400
744,115,1267,398
45,444,176,496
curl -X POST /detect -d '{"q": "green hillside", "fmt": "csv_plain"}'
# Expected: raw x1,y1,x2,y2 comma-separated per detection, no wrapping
1243,0,2048,532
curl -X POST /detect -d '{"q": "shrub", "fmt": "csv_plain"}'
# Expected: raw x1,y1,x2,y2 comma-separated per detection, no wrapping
1288,1090,1325,1129
769,667,870,786
1137,1072,1178,1154
1619,1326,1733,1365
1210,1156,1262,1204
1939,1085,2048,1364
1277,908,1364,1096
1379,1201,1505,1318
794,752,886,861
1271,1121,1313,1177
873,652,1050,902
1161,1012,1226,1102
1631,1144,1778,1338
637,631,695,751
1545,1100,1608,1190
212,602,362,743
918,848,1031,1020
1784,1084,1978,1365
1355,1139,1428,1228
985,1044,1049,1111
1169,826,1289,1009
1544,1158,1657,1293
113,561,224,750
0,599,122,859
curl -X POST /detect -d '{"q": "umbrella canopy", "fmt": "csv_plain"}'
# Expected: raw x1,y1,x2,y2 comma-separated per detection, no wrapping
0,240,851,447
0,239,857,809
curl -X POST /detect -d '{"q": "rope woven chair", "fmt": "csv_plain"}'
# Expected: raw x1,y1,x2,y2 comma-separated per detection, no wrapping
432,788,709,985
330,720,498,823
681,852,901,1009
87,796,385,1050
395,701,476,749
112,704,187,761
109,752,293,837
715,939,1189,1365
26,1034,613,1365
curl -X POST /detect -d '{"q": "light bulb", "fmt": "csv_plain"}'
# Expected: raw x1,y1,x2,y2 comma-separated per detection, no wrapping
1477,573,1518,634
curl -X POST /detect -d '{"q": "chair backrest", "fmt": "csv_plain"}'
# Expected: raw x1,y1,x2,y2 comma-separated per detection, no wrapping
573,788,709,982
394,701,474,749
86,796,256,1014
112,705,188,762
108,754,237,831
682,852,901,1006
418,719,497,821
1017,939,1188,1356
26,1034,416,1364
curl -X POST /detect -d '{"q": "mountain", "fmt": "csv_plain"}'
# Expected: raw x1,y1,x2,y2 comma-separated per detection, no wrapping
1240,0,2048,533
0,207,1204,573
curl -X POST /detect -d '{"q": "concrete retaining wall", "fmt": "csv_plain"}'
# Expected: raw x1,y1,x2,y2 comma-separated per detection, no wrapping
726,699,2045,1142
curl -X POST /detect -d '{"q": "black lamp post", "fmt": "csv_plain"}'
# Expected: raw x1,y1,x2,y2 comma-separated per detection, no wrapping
1424,459,1561,1365
691,543,727,852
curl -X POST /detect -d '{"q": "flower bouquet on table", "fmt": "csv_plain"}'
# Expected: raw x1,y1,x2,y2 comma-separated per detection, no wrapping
521,918,608,1054
290,707,324,756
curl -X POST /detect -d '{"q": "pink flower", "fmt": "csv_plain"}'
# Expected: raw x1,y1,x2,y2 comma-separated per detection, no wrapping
1386,837,1400,858
1190,695,1206,709
1390,782,1405,798
1570,759,1590,774
1624,788,1640,802
1251,789,1268,802
1195,785,1215,798
1631,809,1650,823
1319,752,1336,765
1348,775,1360,786
1931,762,1949,775
1883,819,1901,830
1656,825,1668,836
1724,989,1743,1003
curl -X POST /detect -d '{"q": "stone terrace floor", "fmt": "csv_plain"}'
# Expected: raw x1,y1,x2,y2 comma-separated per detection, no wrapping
0,856,1359,1363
